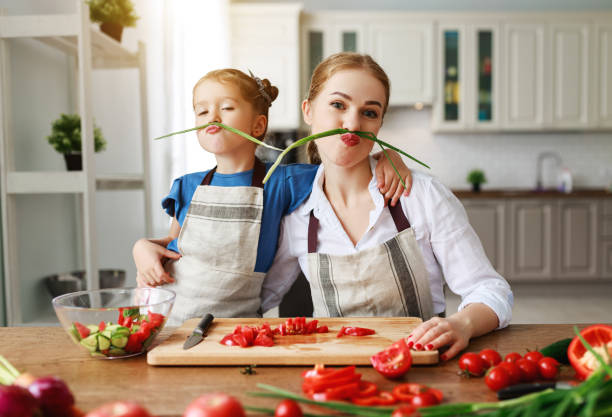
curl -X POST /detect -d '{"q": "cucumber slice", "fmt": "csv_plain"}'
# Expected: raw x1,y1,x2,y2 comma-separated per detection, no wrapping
539,338,572,364
101,329,112,339
90,352,106,358
112,326,130,336
80,334,98,352
108,348,126,356
69,324,81,343
111,334,128,348
105,324,121,332
86,324,99,334
97,334,111,351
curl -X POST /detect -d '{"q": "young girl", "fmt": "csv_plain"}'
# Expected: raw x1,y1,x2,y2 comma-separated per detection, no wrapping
261,53,513,360
133,68,413,325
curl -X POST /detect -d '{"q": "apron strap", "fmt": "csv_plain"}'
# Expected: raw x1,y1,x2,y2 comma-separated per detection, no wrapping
307,200,411,253
200,157,266,188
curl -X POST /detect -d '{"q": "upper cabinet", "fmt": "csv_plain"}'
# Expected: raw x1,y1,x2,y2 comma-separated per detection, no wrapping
433,20,501,131
230,4,302,130
302,13,434,106
596,22,612,128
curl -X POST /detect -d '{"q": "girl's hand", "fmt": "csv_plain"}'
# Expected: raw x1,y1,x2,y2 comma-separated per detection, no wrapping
132,238,181,287
406,316,471,361
372,150,413,206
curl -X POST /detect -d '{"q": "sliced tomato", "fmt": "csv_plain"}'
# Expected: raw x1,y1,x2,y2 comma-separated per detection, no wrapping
253,332,274,347
98,321,106,332
242,326,255,345
317,326,329,333
370,338,412,379
147,312,165,328
232,332,249,348
125,333,142,353
74,322,90,339
337,327,376,337
568,324,612,380
220,334,238,346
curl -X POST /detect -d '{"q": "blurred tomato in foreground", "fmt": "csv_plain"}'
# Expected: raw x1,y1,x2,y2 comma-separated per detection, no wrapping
183,393,246,417
84,401,152,417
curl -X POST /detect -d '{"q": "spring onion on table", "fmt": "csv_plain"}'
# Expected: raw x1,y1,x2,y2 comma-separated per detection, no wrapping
245,327,612,417
154,123,430,188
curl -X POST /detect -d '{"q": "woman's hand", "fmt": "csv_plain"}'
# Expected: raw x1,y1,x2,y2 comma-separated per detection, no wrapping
406,316,471,361
372,149,413,206
132,238,181,287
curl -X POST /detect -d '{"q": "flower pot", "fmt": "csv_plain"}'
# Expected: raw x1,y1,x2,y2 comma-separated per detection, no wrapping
471,182,481,193
63,153,82,171
100,22,124,42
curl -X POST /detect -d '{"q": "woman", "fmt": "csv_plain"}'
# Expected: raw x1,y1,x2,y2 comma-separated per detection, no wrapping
261,52,513,360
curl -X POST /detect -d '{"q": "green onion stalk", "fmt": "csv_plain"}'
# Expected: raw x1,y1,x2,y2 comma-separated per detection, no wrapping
246,326,612,417
154,123,430,189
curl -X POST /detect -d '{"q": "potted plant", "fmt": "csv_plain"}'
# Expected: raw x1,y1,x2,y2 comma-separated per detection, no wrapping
86,0,139,43
467,169,487,193
47,113,106,171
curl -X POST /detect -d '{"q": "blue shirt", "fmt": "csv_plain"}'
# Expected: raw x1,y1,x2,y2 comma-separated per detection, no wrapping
161,163,317,273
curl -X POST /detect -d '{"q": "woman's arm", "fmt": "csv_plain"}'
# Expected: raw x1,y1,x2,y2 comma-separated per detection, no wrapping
133,218,182,287
372,149,413,206
408,179,513,360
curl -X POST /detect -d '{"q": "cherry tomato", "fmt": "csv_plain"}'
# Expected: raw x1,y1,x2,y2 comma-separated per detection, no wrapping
515,358,539,382
504,352,522,363
370,339,412,379
458,352,487,377
485,366,510,391
274,400,303,417
84,401,152,417
183,393,246,417
391,405,420,417
538,357,561,380
478,349,502,368
568,324,612,380
523,351,544,364
499,362,522,385
411,392,439,407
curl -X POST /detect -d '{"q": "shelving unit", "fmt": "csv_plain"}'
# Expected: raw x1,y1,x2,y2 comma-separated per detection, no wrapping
0,1,151,325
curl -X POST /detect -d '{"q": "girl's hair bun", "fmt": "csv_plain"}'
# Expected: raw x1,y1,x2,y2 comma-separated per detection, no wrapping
260,78,279,104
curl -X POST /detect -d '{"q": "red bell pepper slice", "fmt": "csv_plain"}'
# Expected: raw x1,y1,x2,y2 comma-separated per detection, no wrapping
392,383,443,404
311,382,360,401
353,381,378,398
568,324,612,380
352,391,397,406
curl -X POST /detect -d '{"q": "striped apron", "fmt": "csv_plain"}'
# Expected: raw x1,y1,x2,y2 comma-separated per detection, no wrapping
306,200,435,320
163,158,266,326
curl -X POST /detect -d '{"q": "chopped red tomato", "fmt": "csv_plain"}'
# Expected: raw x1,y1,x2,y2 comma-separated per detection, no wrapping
98,321,106,332
370,338,412,379
337,326,376,337
74,322,90,339
568,324,612,380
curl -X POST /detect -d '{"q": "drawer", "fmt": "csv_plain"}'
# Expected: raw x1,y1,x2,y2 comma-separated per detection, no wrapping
604,200,612,217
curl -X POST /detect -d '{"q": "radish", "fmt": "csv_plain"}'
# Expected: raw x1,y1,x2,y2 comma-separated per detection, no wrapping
0,384,40,417
0,355,77,417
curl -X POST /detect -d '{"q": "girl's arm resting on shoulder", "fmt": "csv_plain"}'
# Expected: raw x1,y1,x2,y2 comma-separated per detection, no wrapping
372,149,413,206
260,218,302,313
133,218,182,288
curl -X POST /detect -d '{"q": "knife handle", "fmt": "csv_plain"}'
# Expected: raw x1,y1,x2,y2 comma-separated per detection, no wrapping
497,382,556,400
194,313,214,335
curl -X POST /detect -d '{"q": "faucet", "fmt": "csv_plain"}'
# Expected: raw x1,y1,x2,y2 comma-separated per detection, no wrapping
535,152,562,191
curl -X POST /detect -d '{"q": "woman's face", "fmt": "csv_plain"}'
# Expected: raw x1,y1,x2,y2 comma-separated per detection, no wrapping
193,79,265,156
302,69,386,168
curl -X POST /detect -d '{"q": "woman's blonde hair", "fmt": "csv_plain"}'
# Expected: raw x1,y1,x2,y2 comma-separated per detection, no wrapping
305,53,391,164
192,68,279,140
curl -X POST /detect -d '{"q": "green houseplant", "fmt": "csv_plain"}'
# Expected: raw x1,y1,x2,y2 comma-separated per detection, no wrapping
467,169,487,192
47,113,106,171
86,0,139,42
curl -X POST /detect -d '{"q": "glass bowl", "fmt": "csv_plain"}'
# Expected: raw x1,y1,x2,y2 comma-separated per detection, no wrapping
52,287,175,359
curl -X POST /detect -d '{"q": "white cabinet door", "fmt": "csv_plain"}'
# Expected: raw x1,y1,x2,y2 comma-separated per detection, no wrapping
230,4,302,130
502,23,546,130
369,19,433,105
550,23,592,128
596,23,612,128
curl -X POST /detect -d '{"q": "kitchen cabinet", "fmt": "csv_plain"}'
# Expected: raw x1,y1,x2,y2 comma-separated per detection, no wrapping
502,23,546,130
463,200,506,275
596,23,612,128
230,4,302,130
508,200,555,280
0,2,151,325
557,200,599,279
603,242,612,278
550,23,592,128
368,18,433,105
434,20,501,131
603,200,612,279
302,12,434,106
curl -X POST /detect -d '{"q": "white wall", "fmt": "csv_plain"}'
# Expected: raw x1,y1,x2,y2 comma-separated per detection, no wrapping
380,108,612,190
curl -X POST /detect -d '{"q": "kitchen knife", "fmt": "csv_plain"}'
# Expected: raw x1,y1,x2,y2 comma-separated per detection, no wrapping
182,313,214,350
497,381,574,400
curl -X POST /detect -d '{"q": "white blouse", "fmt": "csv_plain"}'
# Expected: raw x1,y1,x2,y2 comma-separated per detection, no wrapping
261,157,513,328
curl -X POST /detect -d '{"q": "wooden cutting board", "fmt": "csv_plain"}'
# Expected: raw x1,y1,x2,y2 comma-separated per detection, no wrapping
147,317,438,366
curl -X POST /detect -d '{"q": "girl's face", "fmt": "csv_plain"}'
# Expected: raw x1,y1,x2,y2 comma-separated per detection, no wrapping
302,69,386,168
193,79,266,156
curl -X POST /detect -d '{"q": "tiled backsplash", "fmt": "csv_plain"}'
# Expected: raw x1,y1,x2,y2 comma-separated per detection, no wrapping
380,107,612,190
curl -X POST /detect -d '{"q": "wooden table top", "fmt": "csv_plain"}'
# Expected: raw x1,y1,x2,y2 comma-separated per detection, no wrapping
0,324,587,416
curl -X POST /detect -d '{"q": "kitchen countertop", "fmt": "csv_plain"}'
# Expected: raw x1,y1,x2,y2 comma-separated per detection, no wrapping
453,188,612,199
0,324,591,416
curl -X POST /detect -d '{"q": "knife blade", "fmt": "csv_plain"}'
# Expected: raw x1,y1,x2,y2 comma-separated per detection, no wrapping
182,313,214,350
497,381,574,400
